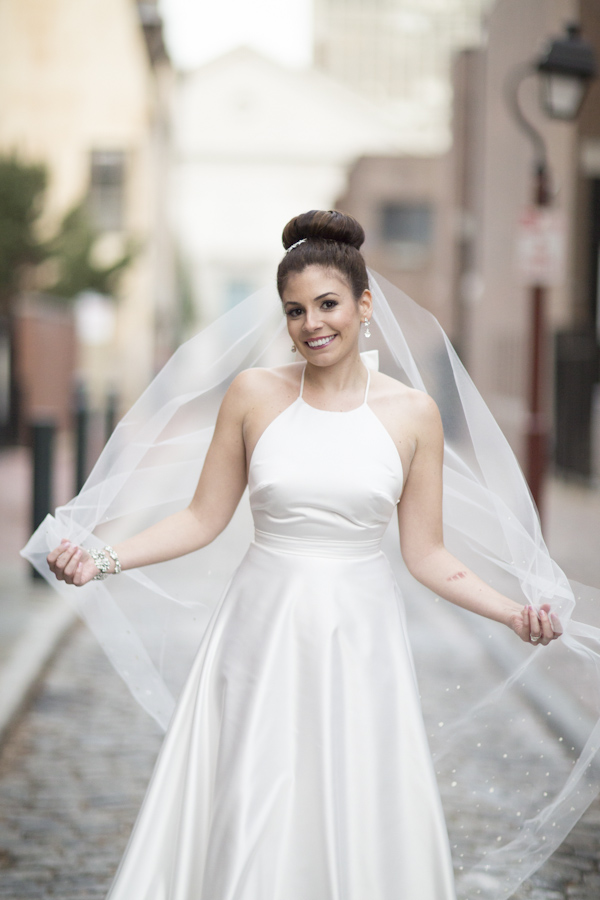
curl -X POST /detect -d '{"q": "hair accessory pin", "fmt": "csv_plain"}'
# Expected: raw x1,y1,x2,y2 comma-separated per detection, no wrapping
286,239,307,254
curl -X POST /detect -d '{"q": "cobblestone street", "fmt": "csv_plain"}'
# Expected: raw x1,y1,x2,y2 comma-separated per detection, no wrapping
0,592,600,899
0,625,162,899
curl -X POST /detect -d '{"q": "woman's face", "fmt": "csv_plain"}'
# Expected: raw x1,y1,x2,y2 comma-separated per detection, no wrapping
281,265,372,366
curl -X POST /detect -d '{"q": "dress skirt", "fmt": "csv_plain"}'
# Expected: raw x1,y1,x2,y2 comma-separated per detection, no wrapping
106,537,457,900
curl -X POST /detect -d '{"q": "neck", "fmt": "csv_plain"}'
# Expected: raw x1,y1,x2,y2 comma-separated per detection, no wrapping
303,349,366,395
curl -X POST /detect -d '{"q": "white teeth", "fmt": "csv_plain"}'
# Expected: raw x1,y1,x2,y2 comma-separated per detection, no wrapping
306,336,335,348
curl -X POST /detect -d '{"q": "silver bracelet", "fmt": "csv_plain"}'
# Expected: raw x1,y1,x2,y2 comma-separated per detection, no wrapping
89,548,111,581
88,546,122,580
103,545,122,575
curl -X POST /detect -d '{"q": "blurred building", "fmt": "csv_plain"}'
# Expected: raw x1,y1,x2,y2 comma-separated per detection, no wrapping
0,0,175,428
172,47,415,325
448,0,600,477
313,0,495,153
336,155,454,332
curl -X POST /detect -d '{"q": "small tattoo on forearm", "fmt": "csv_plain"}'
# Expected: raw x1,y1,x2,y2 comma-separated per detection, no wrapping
447,571,467,582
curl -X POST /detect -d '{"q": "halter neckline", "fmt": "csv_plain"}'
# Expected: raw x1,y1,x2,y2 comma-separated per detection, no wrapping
298,364,371,411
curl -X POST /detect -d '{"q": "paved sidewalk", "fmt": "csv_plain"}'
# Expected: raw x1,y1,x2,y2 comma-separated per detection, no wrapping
0,441,78,745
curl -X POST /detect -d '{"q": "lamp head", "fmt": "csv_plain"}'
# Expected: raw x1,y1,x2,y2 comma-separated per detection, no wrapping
536,22,597,120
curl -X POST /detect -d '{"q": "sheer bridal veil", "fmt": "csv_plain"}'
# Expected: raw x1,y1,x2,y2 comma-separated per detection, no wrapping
22,270,600,900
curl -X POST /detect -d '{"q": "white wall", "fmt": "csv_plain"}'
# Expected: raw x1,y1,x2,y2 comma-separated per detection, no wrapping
0,0,172,407
172,48,416,324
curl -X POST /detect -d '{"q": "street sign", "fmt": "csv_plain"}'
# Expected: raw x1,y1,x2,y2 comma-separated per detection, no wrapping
515,206,566,286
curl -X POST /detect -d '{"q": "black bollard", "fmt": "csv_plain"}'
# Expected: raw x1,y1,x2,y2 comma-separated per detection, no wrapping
74,383,89,494
31,418,55,580
105,388,118,443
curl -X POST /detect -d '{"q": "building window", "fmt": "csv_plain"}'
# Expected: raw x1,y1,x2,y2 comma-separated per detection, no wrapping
89,150,126,231
380,202,433,268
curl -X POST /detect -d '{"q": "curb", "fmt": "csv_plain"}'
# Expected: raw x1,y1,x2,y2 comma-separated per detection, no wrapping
0,598,79,749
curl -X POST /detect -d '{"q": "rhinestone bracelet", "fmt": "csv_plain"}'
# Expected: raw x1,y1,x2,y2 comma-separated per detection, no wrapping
89,548,111,581
103,545,122,575
88,545,122,581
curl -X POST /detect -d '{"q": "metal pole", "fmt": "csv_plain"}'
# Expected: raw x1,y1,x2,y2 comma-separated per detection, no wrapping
105,388,118,443
31,419,55,580
526,163,550,520
505,65,551,520
74,383,88,494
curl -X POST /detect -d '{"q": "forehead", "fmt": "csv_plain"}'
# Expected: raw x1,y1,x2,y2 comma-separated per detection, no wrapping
282,266,351,303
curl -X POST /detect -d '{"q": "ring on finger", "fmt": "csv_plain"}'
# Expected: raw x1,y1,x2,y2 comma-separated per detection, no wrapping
530,634,541,643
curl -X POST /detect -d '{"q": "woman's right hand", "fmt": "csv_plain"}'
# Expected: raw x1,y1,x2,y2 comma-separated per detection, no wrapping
47,539,100,587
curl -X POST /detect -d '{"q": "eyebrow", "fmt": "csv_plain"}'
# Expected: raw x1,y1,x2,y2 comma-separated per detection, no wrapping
283,292,339,307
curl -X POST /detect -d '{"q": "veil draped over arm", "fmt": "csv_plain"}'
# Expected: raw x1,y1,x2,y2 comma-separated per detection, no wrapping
22,270,600,900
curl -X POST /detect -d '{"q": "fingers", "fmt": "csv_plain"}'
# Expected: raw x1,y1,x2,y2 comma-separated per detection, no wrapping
46,537,71,567
46,539,83,584
527,604,563,646
63,547,82,580
527,606,542,644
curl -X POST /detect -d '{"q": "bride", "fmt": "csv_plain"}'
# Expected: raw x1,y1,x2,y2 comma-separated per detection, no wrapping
39,210,568,899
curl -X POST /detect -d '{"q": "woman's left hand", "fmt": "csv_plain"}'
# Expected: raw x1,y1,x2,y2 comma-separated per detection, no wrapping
509,603,563,646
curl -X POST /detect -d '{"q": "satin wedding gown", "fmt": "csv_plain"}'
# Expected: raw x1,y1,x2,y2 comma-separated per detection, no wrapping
106,364,457,900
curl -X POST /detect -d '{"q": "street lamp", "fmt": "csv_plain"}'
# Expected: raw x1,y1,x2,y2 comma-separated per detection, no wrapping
505,22,596,518
537,23,596,121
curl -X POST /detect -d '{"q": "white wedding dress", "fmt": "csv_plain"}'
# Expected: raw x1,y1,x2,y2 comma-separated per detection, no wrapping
106,365,457,900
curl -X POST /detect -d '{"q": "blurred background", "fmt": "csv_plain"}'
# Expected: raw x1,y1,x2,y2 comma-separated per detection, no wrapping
1,0,600,681
2,4,600,896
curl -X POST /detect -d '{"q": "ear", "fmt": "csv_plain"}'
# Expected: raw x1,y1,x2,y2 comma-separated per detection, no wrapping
358,289,373,321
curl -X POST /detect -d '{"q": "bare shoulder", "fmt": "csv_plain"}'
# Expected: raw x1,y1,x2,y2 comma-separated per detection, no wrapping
370,371,440,424
226,364,304,413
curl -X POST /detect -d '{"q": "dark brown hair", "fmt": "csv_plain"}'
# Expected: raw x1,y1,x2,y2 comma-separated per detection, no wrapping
276,210,368,300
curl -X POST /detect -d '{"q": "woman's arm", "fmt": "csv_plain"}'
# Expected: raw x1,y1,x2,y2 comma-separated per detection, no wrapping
47,371,253,586
397,393,561,646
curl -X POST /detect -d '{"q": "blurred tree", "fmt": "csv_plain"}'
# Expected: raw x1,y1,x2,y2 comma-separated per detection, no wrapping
0,156,136,444
0,156,48,443
46,201,136,300
0,156,48,317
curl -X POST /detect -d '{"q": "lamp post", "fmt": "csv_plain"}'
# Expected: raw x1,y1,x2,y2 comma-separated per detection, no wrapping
505,22,596,518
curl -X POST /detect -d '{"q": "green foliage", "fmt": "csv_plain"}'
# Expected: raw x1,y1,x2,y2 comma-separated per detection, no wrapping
0,156,47,313
46,201,137,300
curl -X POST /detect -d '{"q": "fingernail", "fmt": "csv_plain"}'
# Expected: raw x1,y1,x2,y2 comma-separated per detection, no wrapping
540,609,547,618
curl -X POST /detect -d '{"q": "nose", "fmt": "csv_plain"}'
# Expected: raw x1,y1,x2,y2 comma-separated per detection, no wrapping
303,308,325,333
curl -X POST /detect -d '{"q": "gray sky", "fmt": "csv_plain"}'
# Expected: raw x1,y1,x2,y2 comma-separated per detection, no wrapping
158,0,313,70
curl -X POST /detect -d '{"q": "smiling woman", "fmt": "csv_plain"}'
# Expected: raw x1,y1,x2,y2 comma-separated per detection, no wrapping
283,269,371,363
23,209,600,900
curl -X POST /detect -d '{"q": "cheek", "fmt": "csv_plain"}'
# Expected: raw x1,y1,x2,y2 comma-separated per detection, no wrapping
339,311,361,331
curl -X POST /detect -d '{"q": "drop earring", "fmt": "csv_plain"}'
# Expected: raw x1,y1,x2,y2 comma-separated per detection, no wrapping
363,319,371,338
291,344,297,352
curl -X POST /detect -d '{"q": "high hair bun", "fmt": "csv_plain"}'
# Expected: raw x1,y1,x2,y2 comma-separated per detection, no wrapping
282,210,365,252
277,210,369,300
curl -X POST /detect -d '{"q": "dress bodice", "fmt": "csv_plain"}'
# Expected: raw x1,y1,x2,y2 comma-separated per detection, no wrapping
248,366,404,556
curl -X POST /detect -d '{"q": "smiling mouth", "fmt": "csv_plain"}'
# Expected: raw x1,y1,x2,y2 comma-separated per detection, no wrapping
305,335,336,349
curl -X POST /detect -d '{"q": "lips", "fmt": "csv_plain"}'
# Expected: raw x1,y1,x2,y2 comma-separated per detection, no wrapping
305,335,336,349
